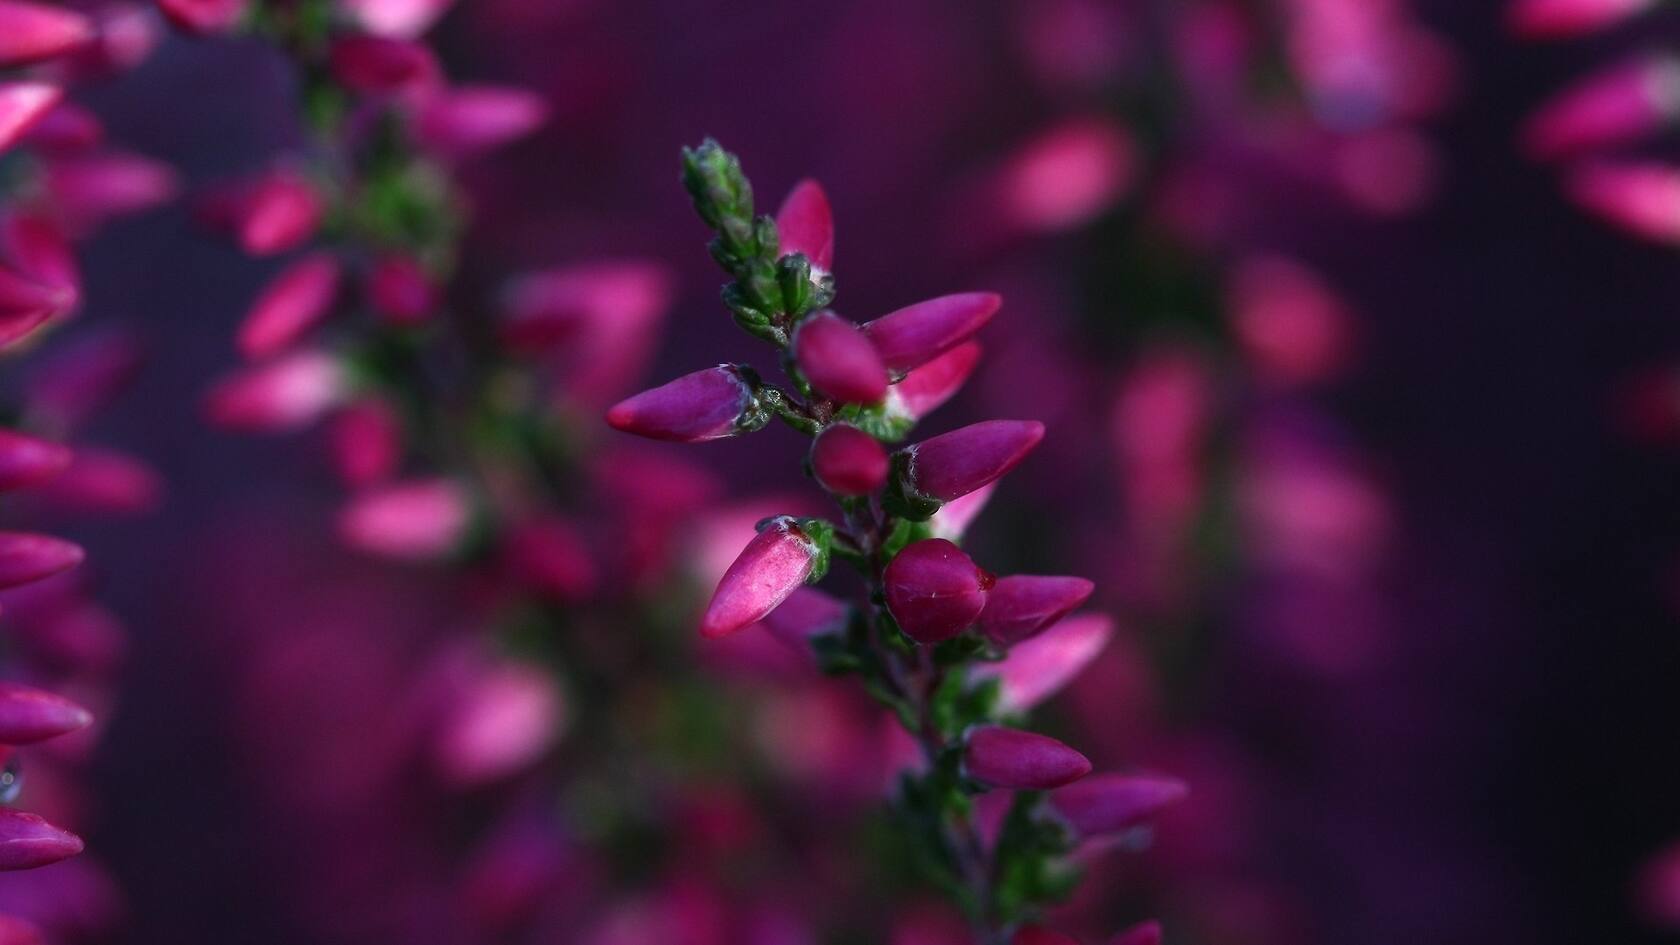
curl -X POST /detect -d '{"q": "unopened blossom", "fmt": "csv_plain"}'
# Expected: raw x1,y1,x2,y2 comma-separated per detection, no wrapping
979,575,1096,646
412,84,547,160
0,83,62,155
154,0,247,35
1109,921,1164,945
999,117,1136,233
890,419,1044,518
1524,56,1680,160
1506,0,1654,38
701,516,821,640
810,424,889,495
1048,773,1188,840
775,179,834,272
34,446,162,515
337,478,473,561
20,100,102,154
0,810,81,871
329,35,440,97
327,398,402,486
928,481,994,543
963,725,1091,790
974,613,1114,712
2,214,78,302
0,533,82,590
0,430,70,491
367,254,436,325
1227,256,1353,388
204,350,345,432
42,152,178,233
862,292,1000,375
890,340,981,423
0,1,93,68
220,169,322,257
883,538,992,643
236,253,342,359
431,659,565,788
0,268,72,348
607,364,763,443
0,682,92,745
793,312,887,404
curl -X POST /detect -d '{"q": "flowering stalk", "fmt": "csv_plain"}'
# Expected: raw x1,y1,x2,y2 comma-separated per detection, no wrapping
611,139,1182,943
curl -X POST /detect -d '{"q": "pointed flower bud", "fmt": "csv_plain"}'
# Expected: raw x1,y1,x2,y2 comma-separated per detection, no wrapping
1109,922,1163,945
329,35,439,96
810,424,888,495
226,169,322,257
328,398,402,487
204,350,345,432
0,681,92,745
979,575,1095,646
236,253,341,359
0,82,62,156
21,100,103,154
1013,927,1081,945
0,533,82,589
34,446,161,514
0,430,70,491
338,478,472,561
1048,773,1187,840
701,516,826,639
1524,57,1680,160
974,613,1113,712
44,152,179,233
1566,160,1680,244
929,481,993,542
964,725,1091,790
794,312,887,404
606,364,766,443
1506,0,1653,38
889,339,981,423
0,267,72,349
0,1,93,68
883,538,992,643
155,0,247,34
862,292,1000,375
412,85,547,161
3,212,79,300
432,659,564,788
887,420,1045,520
0,809,81,870
775,179,834,272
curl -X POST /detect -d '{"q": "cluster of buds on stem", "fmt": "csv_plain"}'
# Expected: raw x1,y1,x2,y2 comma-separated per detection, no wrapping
608,139,1183,943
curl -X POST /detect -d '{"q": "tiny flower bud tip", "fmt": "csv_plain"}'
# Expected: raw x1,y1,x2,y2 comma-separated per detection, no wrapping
883,538,991,643
606,364,758,443
811,424,889,495
0,1,94,68
236,253,342,359
775,179,834,271
0,429,72,491
1109,921,1163,945
0,809,82,871
0,532,83,589
863,292,1001,375
964,725,1091,790
979,575,1096,646
1049,773,1187,839
701,517,819,639
0,681,93,744
794,312,888,404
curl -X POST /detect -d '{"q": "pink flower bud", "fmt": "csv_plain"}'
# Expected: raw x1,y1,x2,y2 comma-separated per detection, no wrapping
327,398,401,486
974,613,1113,712
793,312,888,404
1108,921,1163,945
155,0,247,34
1013,928,1080,945
1227,256,1352,388
1506,0,1653,38
338,478,472,560
340,0,454,38
862,292,1000,375
0,533,82,589
503,517,597,602
0,267,71,349
700,517,820,639
329,35,439,96
891,339,981,422
883,538,992,643
1566,160,1680,244
412,85,547,161
606,364,760,443
43,152,178,233
0,82,61,156
979,575,1095,646
810,424,888,495
1048,773,1187,840
2,213,79,301
0,1,93,68
1000,117,1136,233
894,420,1044,512
963,725,1090,790
0,682,91,744
204,350,345,432
1523,57,1680,160
236,253,341,359
33,446,161,514
928,482,993,542
432,659,564,787
0,809,81,870
775,179,834,271
760,586,847,654
0,430,70,491
223,169,322,256
367,254,436,325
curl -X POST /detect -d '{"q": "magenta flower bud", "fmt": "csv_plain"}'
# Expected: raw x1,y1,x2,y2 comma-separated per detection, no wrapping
0,1,93,68
793,312,888,404
1506,0,1653,38
759,586,847,653
775,179,834,271
1524,57,1680,160
329,35,439,96
3,212,79,301
1000,117,1136,233
606,364,763,443
432,659,564,788
412,85,547,161
0,82,62,156
701,517,821,640
155,0,247,34
21,100,103,154
327,398,401,487
861,292,1000,375
503,517,597,602
236,252,341,359
1013,927,1081,945
929,482,993,543
0,681,92,745
891,339,981,422
228,169,322,257
810,424,888,495
340,0,454,38
963,725,1091,790
888,420,1045,519
979,575,1095,646
0,533,82,589
0,267,71,349
34,446,161,514
204,350,345,432
338,478,472,561
1047,773,1187,840
974,613,1113,712
1566,160,1680,244
1108,921,1163,945
43,152,179,233
0,430,70,491
367,254,436,325
0,810,81,871
883,538,992,643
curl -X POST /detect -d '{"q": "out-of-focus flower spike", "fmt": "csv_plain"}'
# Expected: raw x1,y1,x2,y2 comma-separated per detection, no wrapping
1523,56,1680,160
1047,773,1187,841
340,0,454,38
1506,0,1654,38
891,339,981,423
329,35,440,97
973,613,1113,712
775,179,834,272
963,725,1091,790
43,152,178,234
979,575,1095,646
0,430,70,491
236,253,341,359
886,419,1044,519
154,0,247,35
701,516,822,640
810,424,889,496
0,268,71,348
606,364,766,443
0,682,92,745
0,533,82,589
412,85,547,161
862,292,1000,375
1108,921,1164,945
1565,160,1680,244
33,446,161,514
0,810,81,871
222,168,322,257
367,254,436,325
431,658,565,788
327,398,402,487
928,482,994,543
1013,927,1082,945
759,586,847,654
793,312,888,405
883,538,992,643
503,517,598,602
205,350,345,432
0,1,93,68
338,478,472,561
0,83,62,156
